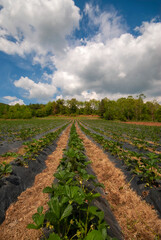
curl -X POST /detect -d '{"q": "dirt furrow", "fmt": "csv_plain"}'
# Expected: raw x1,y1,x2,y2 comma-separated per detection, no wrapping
76,124,161,240
0,125,71,240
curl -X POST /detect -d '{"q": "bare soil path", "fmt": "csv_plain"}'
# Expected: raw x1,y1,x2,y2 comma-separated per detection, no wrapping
0,125,71,240
125,121,161,126
76,124,161,240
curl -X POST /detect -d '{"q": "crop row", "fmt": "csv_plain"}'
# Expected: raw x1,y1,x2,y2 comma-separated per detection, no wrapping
0,118,69,142
0,123,69,179
27,123,116,240
78,122,161,187
81,119,161,152
80,119,161,161
80,120,161,171
81,121,161,160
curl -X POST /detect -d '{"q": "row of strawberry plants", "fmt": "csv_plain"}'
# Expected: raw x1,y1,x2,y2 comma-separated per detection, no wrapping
78,122,161,187
81,120,161,152
87,119,161,144
27,123,116,240
17,123,69,165
80,119,161,157
0,119,69,142
0,123,69,179
85,122,161,156
0,162,12,179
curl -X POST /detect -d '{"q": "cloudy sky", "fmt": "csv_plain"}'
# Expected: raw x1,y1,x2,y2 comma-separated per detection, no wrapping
0,0,161,105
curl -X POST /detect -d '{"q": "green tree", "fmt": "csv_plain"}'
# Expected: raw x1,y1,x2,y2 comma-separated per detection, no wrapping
155,106,161,122
44,101,53,116
29,104,44,117
103,100,117,120
135,94,146,121
67,98,78,114
35,108,46,117
0,103,9,118
84,101,92,114
144,100,159,121
55,99,66,115
89,99,100,114
98,98,109,117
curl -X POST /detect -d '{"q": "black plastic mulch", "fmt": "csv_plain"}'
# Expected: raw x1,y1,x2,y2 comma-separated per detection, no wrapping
79,123,161,219
0,136,61,224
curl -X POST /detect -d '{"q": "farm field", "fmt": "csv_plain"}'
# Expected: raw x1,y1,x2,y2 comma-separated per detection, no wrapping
0,118,70,154
1,0,161,239
0,118,70,166
0,117,161,239
125,122,161,127
79,119,161,183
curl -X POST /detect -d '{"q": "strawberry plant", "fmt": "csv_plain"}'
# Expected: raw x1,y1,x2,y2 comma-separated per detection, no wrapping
0,162,12,178
1,152,20,158
16,123,69,163
81,119,161,154
0,119,70,143
27,123,116,240
79,121,161,187
0,123,69,171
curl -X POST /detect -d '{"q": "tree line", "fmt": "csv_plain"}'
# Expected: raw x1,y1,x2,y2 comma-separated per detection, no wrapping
1,94,161,121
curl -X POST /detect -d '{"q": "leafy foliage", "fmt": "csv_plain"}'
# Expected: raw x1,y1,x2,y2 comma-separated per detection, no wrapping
0,119,69,143
1,94,161,121
0,122,69,173
79,121,161,186
0,162,12,178
27,123,114,240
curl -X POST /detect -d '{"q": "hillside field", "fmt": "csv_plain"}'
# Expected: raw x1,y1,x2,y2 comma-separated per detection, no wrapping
0,117,161,240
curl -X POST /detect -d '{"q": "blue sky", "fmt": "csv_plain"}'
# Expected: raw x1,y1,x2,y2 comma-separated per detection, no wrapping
0,0,161,105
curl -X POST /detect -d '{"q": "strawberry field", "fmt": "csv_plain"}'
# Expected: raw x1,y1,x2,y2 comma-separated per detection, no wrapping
79,119,161,186
0,117,161,240
0,118,69,154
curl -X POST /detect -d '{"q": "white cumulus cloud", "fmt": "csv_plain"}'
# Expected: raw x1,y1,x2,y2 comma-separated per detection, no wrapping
3,96,17,101
14,77,57,100
0,0,80,59
3,96,25,105
51,20,161,100
84,3,127,42
1,1,161,103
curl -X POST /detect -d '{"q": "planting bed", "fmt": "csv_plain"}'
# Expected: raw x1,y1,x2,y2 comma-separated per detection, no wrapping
1,118,161,240
76,123,161,239
26,123,123,240
0,119,69,155
78,121,161,217
80,120,161,185
0,122,69,224
125,122,161,126
0,124,71,240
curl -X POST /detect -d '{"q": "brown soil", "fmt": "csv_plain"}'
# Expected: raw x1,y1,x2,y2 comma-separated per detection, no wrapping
77,115,100,118
0,125,71,240
125,121,161,126
0,156,15,164
0,146,26,164
76,124,161,240
0,124,65,165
